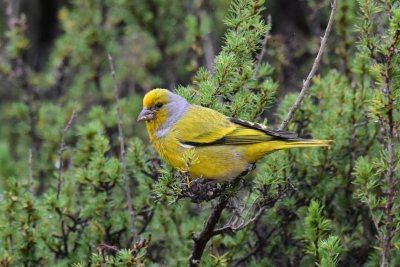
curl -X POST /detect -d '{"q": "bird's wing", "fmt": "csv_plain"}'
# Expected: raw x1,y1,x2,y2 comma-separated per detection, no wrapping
176,106,237,146
228,118,298,139
177,106,299,147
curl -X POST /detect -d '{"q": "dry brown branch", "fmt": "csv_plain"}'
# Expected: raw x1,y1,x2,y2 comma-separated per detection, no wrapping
56,109,77,200
212,184,290,236
188,176,292,266
107,53,138,244
279,0,338,131
28,148,33,196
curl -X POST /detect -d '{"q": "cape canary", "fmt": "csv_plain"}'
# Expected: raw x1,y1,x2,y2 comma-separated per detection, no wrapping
138,89,330,180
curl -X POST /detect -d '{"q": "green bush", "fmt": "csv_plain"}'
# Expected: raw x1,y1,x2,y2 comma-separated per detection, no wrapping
0,0,398,266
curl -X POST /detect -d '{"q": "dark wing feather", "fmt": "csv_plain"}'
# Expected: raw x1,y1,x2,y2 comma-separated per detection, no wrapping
228,118,299,140
179,114,302,147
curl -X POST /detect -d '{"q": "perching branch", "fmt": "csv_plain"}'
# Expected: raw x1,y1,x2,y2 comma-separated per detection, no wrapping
279,0,338,131
107,53,138,244
188,176,243,267
56,109,77,200
187,175,291,266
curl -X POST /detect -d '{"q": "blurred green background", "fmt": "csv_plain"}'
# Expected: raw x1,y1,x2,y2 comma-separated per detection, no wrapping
0,0,399,266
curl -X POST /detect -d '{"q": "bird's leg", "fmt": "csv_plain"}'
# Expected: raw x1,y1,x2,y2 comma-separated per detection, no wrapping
246,163,256,173
228,163,256,182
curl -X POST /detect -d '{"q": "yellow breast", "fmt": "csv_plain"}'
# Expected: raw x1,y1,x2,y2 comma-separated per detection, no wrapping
151,129,250,180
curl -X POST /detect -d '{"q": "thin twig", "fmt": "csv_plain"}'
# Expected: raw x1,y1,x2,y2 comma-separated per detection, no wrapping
28,148,33,196
212,205,266,236
212,184,291,236
279,0,338,130
53,110,78,259
56,109,77,200
100,243,119,253
107,53,138,244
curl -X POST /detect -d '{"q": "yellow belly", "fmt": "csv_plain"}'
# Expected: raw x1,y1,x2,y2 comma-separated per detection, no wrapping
184,142,283,179
152,137,326,180
153,139,250,180
188,145,249,180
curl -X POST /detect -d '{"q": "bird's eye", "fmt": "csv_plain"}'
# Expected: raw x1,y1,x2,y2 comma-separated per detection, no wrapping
156,103,163,108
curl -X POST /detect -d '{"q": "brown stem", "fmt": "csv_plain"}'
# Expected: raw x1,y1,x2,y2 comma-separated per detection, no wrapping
107,53,138,244
188,178,242,267
212,184,290,236
56,109,77,200
28,148,34,196
279,0,338,131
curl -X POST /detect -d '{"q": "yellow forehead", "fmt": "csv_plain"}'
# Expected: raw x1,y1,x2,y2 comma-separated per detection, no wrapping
143,88,170,108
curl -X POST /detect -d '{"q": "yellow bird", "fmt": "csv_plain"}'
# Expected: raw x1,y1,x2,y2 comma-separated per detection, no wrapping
138,89,330,180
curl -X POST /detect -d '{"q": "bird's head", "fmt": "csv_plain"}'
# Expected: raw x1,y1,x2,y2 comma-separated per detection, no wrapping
138,89,189,139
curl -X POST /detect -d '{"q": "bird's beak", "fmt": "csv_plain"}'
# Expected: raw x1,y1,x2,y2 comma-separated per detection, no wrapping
137,108,154,122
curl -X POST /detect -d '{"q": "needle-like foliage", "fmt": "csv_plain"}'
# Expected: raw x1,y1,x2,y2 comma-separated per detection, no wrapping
0,0,399,266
